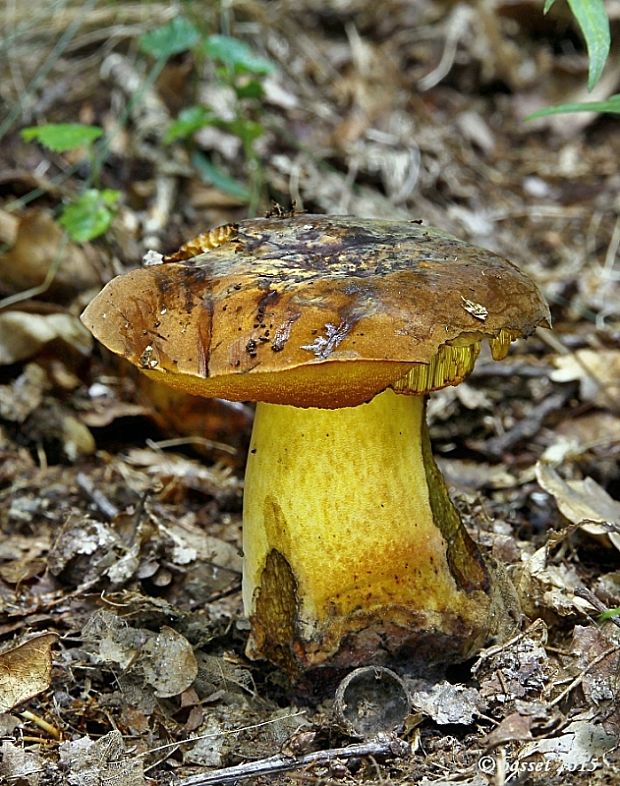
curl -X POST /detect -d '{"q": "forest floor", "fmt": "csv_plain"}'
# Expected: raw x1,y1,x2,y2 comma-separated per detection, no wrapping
1,2,619,784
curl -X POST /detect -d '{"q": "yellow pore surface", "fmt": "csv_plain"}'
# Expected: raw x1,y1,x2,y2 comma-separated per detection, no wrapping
242,388,465,627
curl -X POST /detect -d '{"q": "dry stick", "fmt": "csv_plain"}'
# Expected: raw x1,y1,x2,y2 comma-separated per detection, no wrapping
471,618,547,672
574,586,620,631
76,471,120,520
175,735,411,786
547,645,618,708
142,714,307,774
20,710,62,741
484,390,569,459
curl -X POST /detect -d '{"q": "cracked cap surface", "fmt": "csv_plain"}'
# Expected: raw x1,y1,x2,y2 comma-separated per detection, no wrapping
81,214,550,407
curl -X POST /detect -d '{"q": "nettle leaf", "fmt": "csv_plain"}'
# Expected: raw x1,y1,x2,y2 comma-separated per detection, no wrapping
191,151,250,201
59,189,120,242
164,106,215,143
21,123,102,153
526,93,620,119
567,0,610,90
139,17,201,59
202,35,275,76
599,607,620,622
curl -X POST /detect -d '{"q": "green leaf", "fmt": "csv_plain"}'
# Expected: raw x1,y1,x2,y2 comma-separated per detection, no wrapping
59,189,120,242
599,607,620,622
138,16,201,60
202,35,275,76
526,93,620,119
164,106,215,143
543,0,557,12
226,118,264,148
567,0,611,90
191,151,250,201
234,79,265,100
21,123,103,153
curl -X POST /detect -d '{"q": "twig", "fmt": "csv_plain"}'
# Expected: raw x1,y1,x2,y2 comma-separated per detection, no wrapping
146,436,237,457
20,710,62,741
175,734,410,786
76,472,120,520
484,390,569,459
471,618,547,673
547,645,618,708
574,586,620,631
418,5,472,91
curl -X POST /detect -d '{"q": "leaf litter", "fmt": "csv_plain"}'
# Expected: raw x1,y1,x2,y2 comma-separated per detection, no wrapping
0,1,619,784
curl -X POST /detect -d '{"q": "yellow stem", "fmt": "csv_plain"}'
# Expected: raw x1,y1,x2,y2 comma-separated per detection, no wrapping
243,388,506,674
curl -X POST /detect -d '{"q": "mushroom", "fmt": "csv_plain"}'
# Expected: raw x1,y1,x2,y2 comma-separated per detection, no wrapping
81,215,550,679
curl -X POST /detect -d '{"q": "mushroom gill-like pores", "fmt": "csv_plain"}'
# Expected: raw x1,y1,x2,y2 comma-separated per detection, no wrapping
81,215,550,679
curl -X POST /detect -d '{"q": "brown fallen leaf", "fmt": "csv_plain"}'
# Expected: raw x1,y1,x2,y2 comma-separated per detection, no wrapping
0,633,57,713
0,310,92,365
0,557,47,585
536,461,620,551
483,711,535,749
0,209,102,299
551,349,620,411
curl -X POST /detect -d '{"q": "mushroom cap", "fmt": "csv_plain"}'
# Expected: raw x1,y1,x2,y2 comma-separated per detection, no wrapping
81,215,550,408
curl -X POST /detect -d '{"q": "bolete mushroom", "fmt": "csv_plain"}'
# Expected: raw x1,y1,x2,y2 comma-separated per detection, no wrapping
81,215,550,679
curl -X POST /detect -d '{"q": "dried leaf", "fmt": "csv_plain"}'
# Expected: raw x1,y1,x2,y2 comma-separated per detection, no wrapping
551,349,620,410
58,730,143,786
0,557,46,585
536,461,620,550
408,679,481,725
0,209,102,298
0,741,45,786
460,296,488,321
140,626,198,698
123,448,240,499
0,311,92,365
0,634,56,713
483,712,535,748
517,719,616,773
571,626,618,706
0,363,47,423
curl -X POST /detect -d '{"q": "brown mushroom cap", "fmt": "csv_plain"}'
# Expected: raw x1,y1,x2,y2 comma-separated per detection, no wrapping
81,215,550,408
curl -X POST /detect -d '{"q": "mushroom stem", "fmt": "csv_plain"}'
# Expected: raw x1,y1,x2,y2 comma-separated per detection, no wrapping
243,387,511,676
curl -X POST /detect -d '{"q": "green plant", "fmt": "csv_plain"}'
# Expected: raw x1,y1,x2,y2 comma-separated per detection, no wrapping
18,17,274,247
598,607,620,623
162,33,276,212
529,0,615,119
17,17,204,246
20,123,120,242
